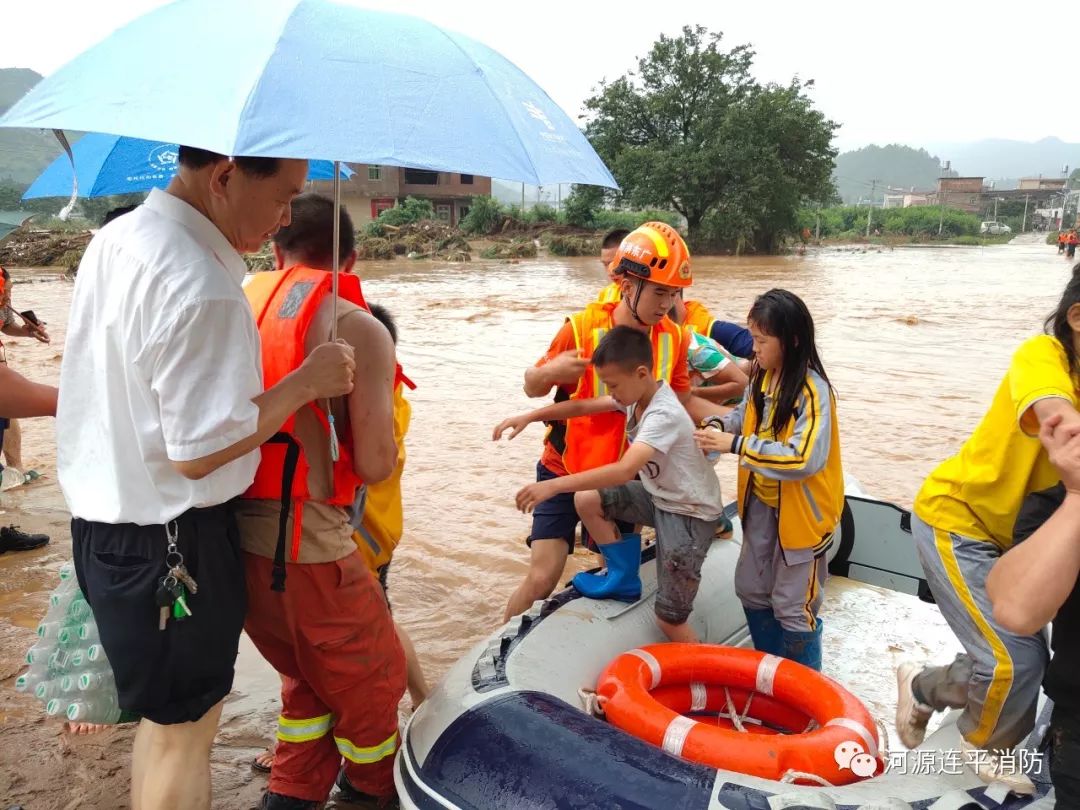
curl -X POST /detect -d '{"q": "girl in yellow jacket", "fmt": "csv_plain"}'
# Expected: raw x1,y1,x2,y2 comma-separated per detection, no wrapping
696,289,843,672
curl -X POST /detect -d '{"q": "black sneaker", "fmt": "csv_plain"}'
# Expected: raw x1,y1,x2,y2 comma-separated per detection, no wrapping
258,791,319,810
0,525,49,553
334,770,399,808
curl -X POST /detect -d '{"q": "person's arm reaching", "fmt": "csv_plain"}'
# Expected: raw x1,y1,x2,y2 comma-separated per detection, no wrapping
524,321,586,398
514,441,655,512
696,379,831,480
692,362,749,404
493,396,618,441
172,341,355,480
340,309,397,484
988,414,1080,634
0,365,58,418
144,299,355,481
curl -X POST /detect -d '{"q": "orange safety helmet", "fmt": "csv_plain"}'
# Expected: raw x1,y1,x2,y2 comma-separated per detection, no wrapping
612,222,692,289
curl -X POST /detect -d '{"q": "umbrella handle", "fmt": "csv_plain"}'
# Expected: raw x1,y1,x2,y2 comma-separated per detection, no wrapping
327,161,343,486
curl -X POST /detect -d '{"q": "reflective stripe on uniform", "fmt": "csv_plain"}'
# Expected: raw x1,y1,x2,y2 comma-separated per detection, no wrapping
591,327,610,396
335,730,399,764
276,713,333,744
934,527,1013,747
654,331,674,383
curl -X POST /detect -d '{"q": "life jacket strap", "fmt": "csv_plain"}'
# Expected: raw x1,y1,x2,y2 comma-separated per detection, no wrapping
266,432,302,593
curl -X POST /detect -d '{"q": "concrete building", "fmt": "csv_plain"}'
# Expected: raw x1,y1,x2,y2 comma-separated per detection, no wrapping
929,177,985,213
311,165,492,227
1018,177,1067,191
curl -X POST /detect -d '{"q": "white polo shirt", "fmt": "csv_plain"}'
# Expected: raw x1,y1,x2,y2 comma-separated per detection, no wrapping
57,188,263,525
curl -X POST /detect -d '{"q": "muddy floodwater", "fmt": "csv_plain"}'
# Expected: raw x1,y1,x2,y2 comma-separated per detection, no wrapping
0,233,1067,807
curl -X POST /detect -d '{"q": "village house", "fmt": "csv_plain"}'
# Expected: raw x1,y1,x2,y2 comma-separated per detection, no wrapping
311,165,492,227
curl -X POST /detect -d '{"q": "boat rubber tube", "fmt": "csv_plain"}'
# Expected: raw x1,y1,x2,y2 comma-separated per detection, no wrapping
597,643,882,786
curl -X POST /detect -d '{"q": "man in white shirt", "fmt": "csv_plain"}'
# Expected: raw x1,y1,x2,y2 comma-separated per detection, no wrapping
56,146,355,810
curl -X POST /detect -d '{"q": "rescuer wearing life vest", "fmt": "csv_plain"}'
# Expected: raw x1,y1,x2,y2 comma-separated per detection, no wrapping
502,222,724,622
236,193,405,810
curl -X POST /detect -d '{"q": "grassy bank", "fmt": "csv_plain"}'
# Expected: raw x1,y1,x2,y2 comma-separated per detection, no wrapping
797,205,1017,247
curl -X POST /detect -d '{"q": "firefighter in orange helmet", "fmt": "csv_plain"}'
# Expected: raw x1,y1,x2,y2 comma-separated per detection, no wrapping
501,223,725,622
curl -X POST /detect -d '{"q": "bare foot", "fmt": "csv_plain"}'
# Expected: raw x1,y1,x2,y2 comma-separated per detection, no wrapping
252,743,276,773
64,722,107,735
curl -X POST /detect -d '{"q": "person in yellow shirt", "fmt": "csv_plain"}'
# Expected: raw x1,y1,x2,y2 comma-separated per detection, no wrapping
894,270,1080,795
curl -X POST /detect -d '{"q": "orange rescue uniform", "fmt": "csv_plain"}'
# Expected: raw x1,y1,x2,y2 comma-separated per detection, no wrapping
238,265,405,804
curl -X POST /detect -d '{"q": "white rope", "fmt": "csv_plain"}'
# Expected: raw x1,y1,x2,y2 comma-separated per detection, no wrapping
578,688,607,717
780,769,834,786
875,716,891,763
722,687,755,733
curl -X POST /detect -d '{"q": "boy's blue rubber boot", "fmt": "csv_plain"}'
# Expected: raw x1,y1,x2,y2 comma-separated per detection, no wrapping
571,533,642,603
780,619,823,672
744,607,784,656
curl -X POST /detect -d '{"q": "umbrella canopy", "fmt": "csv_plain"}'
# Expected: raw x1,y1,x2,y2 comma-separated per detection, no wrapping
0,212,34,243
0,0,617,189
23,134,352,200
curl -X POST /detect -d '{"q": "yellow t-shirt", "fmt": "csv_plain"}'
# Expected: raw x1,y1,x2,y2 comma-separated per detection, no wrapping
596,282,622,304
914,334,1078,548
354,383,411,573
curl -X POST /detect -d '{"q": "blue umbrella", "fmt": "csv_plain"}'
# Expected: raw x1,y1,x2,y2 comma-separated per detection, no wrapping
0,0,617,189
23,133,352,200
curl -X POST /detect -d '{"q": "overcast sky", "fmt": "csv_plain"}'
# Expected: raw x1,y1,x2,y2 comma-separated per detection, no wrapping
3,0,1070,152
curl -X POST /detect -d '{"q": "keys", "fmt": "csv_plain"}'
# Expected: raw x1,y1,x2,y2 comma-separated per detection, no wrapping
171,583,192,620
155,578,176,631
170,563,198,595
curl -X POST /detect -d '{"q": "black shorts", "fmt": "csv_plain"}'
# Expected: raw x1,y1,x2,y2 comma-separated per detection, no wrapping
526,461,632,550
72,501,246,725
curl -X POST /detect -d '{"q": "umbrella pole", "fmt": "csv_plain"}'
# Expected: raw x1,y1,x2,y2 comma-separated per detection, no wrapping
327,161,342,472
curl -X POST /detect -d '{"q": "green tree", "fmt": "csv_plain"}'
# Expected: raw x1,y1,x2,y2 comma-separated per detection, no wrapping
562,184,605,228
582,25,836,250
460,195,503,234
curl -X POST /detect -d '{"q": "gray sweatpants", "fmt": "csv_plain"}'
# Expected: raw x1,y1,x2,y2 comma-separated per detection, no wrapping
600,481,721,625
734,495,828,633
910,513,1049,750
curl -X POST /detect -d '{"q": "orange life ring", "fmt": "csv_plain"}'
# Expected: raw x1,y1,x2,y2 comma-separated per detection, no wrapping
597,643,881,786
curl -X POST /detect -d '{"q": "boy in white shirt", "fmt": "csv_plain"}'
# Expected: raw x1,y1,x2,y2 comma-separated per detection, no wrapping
494,325,725,642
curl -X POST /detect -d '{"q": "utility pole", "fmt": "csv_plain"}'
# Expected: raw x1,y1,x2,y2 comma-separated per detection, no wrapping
521,182,525,212
1022,194,1030,233
993,196,999,223
938,160,950,236
865,180,877,237
556,183,562,214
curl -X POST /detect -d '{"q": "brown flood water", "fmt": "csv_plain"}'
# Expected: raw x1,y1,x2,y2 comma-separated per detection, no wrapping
0,233,1069,807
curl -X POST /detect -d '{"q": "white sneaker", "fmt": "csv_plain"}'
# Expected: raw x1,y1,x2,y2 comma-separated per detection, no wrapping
895,661,934,749
958,738,1036,796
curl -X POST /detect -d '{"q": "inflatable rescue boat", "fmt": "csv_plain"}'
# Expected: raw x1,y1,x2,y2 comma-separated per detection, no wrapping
395,487,1055,809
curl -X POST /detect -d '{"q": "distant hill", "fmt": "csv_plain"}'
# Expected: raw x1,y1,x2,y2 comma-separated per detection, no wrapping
833,144,947,203
0,68,63,185
923,137,1080,185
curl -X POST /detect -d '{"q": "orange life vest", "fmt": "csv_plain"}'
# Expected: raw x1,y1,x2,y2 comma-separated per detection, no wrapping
562,301,685,473
242,265,368,587
1070,233,1078,246
683,299,715,336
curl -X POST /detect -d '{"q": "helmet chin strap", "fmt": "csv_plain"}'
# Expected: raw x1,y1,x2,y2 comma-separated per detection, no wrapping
626,276,649,326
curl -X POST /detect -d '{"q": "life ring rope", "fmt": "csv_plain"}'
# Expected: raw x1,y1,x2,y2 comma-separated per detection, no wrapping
597,643,883,785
